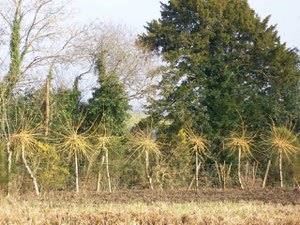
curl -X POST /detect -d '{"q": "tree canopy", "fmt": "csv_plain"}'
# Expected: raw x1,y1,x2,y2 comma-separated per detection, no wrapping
140,0,300,146
0,0,299,195
86,55,131,135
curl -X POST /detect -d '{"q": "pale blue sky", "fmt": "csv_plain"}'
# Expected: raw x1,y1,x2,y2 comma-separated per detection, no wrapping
74,0,300,50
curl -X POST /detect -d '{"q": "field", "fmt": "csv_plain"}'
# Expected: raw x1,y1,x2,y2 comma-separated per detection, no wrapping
0,189,299,224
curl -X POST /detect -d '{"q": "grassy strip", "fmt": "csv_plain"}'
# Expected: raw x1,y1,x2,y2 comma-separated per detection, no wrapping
0,196,299,224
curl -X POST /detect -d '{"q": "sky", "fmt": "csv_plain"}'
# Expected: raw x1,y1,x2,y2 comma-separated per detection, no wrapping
74,0,300,50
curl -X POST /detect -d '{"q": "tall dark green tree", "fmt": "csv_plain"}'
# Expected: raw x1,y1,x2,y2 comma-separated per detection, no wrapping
6,14,21,93
274,78,300,132
52,87,81,121
86,55,131,135
140,0,299,150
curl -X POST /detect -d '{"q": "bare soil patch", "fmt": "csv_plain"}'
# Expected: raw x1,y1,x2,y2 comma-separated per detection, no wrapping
1,189,299,224
31,188,300,205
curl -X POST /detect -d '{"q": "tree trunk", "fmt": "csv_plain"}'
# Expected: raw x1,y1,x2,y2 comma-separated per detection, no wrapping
74,150,79,193
7,142,12,174
155,155,160,184
215,161,222,188
96,155,105,192
1,89,12,196
279,149,283,188
245,162,249,185
293,178,300,190
21,144,39,196
105,146,112,193
45,74,51,137
238,147,244,189
6,142,12,195
196,151,199,190
252,162,258,188
145,150,153,189
222,161,226,189
1,96,7,137
188,174,195,190
225,163,232,189
262,160,271,189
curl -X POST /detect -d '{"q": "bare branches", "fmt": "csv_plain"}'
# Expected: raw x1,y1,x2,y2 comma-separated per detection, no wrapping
0,0,76,91
71,22,163,102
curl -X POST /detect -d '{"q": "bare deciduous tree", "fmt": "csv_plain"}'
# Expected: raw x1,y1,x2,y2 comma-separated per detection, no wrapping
69,23,163,105
0,0,78,90
0,0,80,195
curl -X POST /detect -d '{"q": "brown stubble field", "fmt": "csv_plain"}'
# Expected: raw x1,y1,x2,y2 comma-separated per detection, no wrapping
0,189,299,224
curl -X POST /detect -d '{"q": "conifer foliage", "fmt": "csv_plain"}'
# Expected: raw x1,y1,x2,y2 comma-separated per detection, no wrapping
0,0,299,195
140,0,299,143
87,55,131,135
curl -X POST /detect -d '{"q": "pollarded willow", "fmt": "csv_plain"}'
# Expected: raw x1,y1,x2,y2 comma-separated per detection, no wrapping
128,120,161,189
262,120,299,188
53,112,95,193
184,125,210,190
10,117,42,195
224,114,257,189
92,121,117,193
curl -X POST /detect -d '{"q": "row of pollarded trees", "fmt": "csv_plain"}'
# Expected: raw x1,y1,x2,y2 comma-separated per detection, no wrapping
180,118,300,191
2,112,103,195
0,0,163,196
1,110,162,195
1,110,299,196
138,0,300,191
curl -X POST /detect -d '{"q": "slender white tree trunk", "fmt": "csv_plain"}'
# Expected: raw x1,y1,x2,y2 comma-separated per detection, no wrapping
2,97,12,195
7,142,12,195
263,160,271,189
21,144,39,195
188,174,196,190
7,142,12,173
215,161,222,188
279,149,283,188
196,151,199,190
74,150,79,193
145,150,153,189
45,75,50,137
238,147,244,189
97,155,105,192
225,163,232,189
245,162,249,184
155,155,160,184
105,145,112,193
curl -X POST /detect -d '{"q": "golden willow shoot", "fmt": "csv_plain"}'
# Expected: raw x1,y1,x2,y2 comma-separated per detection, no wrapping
223,113,257,189
53,112,95,193
183,125,210,190
262,120,300,188
129,120,161,189
10,117,41,195
93,121,117,193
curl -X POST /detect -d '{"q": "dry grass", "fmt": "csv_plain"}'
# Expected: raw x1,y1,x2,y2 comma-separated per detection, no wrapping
0,192,299,225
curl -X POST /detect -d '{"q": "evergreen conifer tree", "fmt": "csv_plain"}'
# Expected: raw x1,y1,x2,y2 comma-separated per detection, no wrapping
140,0,299,149
87,55,131,135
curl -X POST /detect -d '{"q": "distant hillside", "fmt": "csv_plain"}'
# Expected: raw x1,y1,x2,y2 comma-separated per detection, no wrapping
126,113,148,130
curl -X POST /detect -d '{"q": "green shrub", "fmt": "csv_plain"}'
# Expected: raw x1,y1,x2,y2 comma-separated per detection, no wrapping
35,143,69,191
